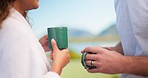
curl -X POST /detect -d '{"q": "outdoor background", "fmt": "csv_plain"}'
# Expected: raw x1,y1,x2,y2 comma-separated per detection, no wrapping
29,0,120,78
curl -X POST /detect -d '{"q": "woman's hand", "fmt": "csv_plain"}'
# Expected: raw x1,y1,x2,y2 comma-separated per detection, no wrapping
50,39,70,75
39,35,50,52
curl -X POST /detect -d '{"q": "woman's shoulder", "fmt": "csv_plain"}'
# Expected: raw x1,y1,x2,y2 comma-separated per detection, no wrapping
2,8,29,30
0,15,32,38
3,14,25,27
2,13,31,31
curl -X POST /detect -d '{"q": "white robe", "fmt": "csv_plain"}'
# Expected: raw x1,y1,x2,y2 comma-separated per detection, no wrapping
0,8,60,78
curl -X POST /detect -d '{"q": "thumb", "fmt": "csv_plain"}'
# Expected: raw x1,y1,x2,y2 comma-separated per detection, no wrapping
51,39,59,51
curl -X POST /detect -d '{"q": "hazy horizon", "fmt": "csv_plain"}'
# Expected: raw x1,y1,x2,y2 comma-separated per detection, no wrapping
29,0,116,38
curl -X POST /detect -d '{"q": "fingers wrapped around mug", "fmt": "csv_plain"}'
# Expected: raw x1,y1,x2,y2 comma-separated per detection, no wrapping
81,52,97,69
85,60,95,67
84,60,97,69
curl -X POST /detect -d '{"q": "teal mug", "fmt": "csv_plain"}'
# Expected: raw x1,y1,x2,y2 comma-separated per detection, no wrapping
47,27,68,50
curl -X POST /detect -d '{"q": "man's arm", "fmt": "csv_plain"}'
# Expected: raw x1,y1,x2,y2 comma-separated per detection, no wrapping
105,42,148,77
106,42,124,55
114,42,148,77
124,56,148,77
112,42,124,55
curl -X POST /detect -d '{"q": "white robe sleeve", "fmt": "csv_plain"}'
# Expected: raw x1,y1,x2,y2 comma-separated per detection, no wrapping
43,72,60,78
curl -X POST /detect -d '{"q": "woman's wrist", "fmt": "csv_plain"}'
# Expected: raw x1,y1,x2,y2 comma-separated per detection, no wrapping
51,62,63,75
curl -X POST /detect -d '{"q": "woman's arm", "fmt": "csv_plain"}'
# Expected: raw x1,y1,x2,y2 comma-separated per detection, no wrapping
50,39,70,75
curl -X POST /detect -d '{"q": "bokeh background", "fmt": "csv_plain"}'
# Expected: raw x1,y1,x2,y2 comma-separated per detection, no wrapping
29,0,120,78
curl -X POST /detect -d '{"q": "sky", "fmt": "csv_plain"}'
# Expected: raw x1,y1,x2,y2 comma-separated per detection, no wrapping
29,0,116,38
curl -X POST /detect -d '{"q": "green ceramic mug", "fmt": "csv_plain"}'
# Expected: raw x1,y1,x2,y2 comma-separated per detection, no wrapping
47,27,68,50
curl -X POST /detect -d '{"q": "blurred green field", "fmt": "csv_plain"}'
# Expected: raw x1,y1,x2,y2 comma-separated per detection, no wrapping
61,59,119,78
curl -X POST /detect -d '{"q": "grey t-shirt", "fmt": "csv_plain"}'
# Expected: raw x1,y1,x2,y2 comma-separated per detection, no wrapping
115,0,148,78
